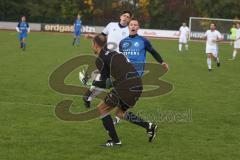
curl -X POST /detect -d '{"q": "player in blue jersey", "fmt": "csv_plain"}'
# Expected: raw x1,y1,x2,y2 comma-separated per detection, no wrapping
16,16,30,51
113,18,169,124
119,18,168,76
72,14,82,46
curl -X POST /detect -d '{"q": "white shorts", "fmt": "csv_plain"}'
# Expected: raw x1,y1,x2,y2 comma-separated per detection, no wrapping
179,36,188,44
234,39,240,49
206,46,218,57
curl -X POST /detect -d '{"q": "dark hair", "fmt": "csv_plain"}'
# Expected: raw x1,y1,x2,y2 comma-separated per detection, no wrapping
93,34,107,48
121,10,132,18
129,18,139,24
212,23,216,27
130,17,138,21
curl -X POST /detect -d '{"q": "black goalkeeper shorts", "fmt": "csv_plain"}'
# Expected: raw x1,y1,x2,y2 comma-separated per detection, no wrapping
104,87,142,111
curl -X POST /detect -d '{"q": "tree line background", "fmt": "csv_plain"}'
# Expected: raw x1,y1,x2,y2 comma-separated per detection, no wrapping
0,0,240,29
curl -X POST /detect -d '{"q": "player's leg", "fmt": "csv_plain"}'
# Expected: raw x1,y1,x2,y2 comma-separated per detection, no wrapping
179,36,184,52
179,40,183,52
115,102,157,142
99,90,126,147
98,102,121,147
82,85,105,107
22,37,27,51
76,32,81,45
183,37,188,51
206,53,212,71
72,33,77,46
81,71,105,108
212,48,220,67
206,46,212,71
232,48,237,60
19,35,23,49
232,40,240,60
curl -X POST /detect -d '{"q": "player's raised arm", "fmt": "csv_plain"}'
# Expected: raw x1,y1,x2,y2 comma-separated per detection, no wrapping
85,22,111,39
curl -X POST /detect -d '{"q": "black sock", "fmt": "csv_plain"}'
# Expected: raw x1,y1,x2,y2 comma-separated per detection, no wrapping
102,115,120,143
124,112,149,129
20,42,23,48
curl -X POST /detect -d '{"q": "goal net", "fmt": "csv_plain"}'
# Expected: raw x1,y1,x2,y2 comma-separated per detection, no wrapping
189,17,240,41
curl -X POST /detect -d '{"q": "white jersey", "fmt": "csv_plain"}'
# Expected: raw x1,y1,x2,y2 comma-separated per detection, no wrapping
234,28,240,49
236,28,240,39
179,26,189,38
102,22,129,52
205,30,222,47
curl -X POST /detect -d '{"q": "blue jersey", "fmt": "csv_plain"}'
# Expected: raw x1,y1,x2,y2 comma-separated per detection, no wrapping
17,22,29,34
120,34,159,76
74,19,82,32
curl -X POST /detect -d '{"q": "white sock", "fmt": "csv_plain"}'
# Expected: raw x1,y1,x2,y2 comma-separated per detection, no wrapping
216,57,220,63
179,44,182,51
233,50,237,59
207,58,212,69
185,44,189,51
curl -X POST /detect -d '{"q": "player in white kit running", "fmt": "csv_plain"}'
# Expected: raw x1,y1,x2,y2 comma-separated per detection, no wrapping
204,23,222,71
179,22,190,52
81,11,132,108
230,23,240,60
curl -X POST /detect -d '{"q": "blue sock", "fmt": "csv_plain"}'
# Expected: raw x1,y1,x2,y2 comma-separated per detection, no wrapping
77,37,80,45
23,43,26,50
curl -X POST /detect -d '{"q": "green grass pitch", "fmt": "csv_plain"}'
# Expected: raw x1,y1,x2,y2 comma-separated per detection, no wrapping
0,30,240,160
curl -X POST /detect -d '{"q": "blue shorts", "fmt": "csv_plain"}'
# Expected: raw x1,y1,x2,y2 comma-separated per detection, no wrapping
74,30,81,36
19,33,27,40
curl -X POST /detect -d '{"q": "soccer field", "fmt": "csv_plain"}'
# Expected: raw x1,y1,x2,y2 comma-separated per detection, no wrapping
0,30,240,160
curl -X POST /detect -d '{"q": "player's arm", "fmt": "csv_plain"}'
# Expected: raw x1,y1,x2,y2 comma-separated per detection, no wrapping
202,31,208,39
144,39,169,71
73,22,75,32
92,77,107,88
85,23,110,39
85,32,107,39
119,40,124,53
92,57,111,88
178,27,181,37
186,28,190,40
16,23,21,33
27,23,30,33
213,32,223,42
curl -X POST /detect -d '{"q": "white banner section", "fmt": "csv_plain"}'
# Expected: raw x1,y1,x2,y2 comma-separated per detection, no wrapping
138,29,179,39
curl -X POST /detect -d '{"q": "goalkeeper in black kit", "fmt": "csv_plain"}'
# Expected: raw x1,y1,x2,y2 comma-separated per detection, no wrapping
91,34,157,147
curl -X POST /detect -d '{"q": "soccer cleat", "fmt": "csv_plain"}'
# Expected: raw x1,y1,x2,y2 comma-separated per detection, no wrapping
101,140,122,147
113,116,121,125
217,62,220,67
208,69,212,72
147,123,157,142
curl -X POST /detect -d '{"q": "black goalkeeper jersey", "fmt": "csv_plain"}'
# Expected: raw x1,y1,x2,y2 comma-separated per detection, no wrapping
94,48,142,89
